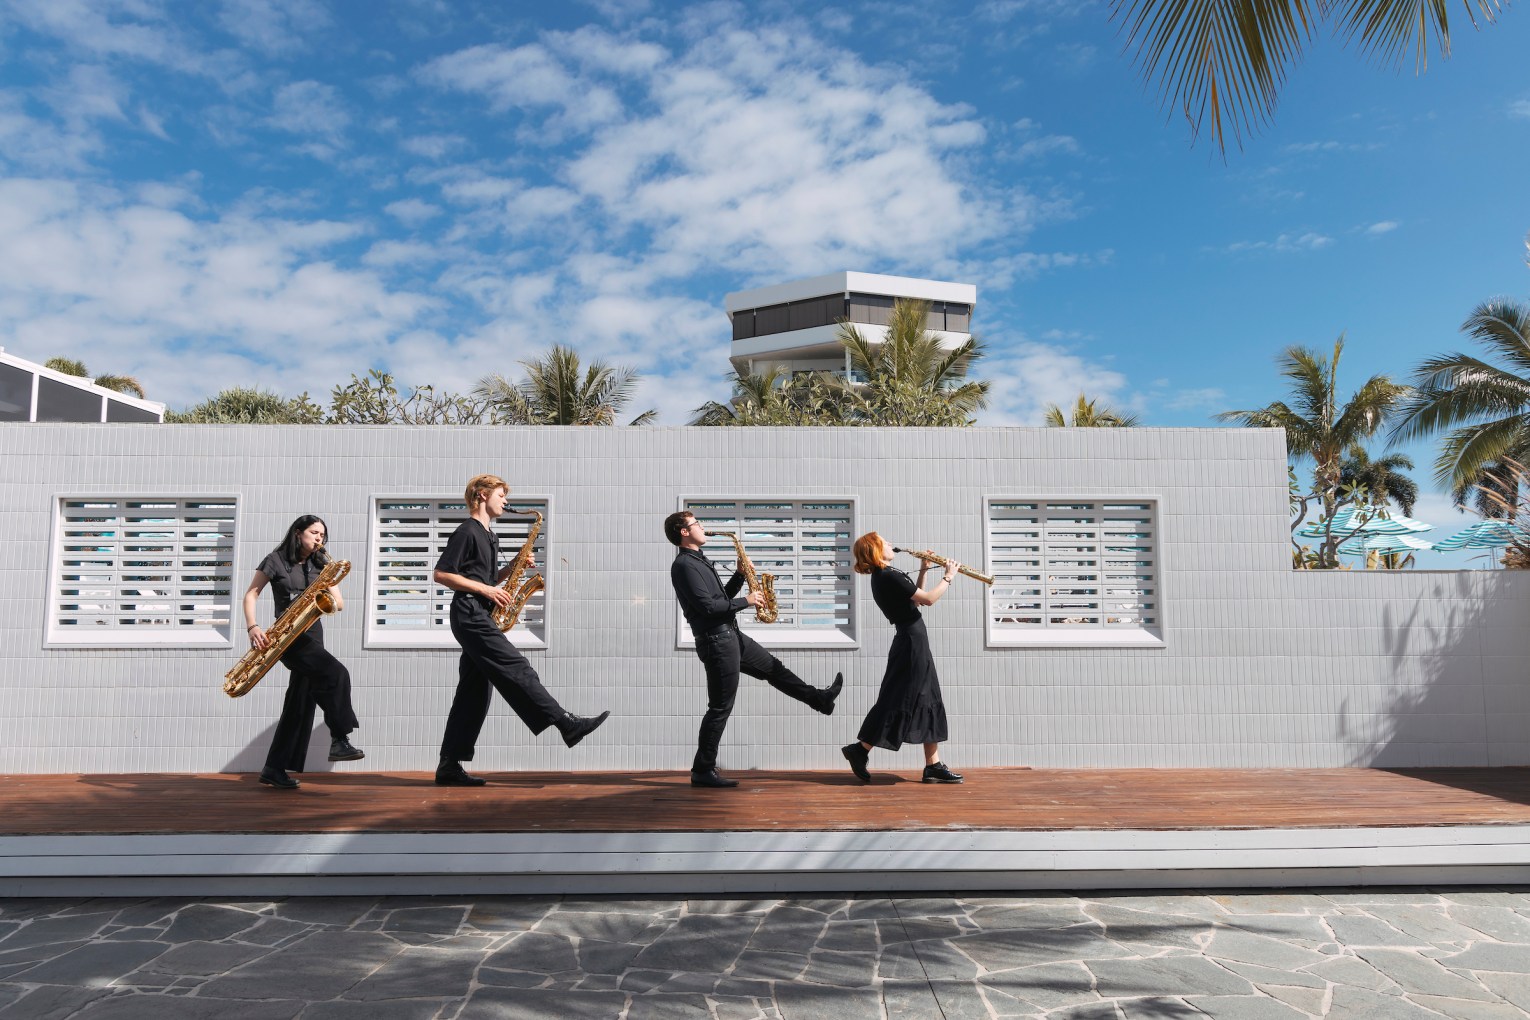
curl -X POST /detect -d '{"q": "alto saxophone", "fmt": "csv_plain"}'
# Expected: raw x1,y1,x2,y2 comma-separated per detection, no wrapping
224,554,351,698
491,508,545,632
710,531,778,624
893,547,995,585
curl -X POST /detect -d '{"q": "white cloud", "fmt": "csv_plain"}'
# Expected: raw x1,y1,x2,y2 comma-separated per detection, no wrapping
1365,220,1399,236
1222,231,1333,254
267,80,348,142
400,133,468,160
980,338,1130,425
383,197,440,227
418,43,624,129
1509,99,1530,119
1164,387,1226,412
0,177,437,407
1013,134,1081,161
217,0,330,56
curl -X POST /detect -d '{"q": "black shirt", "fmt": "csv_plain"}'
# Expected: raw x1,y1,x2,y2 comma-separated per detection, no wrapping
671,547,747,637
870,566,921,627
257,549,323,616
436,518,500,611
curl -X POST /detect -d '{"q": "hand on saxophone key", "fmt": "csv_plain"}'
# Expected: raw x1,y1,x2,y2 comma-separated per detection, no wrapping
745,590,765,608
249,625,269,652
943,562,960,583
482,584,516,609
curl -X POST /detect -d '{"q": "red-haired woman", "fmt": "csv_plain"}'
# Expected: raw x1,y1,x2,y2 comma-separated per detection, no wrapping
841,531,963,785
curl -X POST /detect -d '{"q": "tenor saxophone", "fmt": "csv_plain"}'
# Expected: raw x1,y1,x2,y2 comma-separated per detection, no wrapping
224,555,351,698
491,508,545,632
710,531,778,624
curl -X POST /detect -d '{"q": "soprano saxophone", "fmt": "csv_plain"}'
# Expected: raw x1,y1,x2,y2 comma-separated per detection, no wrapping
893,547,995,585
491,508,545,632
224,554,351,698
710,531,778,624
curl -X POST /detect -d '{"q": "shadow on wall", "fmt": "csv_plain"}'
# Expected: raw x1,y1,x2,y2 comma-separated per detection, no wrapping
220,720,342,775
1347,570,1527,769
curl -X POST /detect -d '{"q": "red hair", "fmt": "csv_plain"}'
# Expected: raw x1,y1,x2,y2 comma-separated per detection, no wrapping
853,532,888,575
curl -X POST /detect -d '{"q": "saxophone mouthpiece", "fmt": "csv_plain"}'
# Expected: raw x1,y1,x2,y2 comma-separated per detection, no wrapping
893,547,905,553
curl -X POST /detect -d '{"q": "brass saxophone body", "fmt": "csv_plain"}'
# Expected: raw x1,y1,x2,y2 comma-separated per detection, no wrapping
710,530,778,624
224,554,351,698
491,508,545,632
893,547,995,585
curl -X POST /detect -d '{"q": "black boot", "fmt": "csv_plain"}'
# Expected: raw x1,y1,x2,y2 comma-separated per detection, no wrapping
435,757,486,787
841,742,871,783
922,761,964,784
558,710,610,748
259,766,299,790
328,737,365,762
818,672,844,715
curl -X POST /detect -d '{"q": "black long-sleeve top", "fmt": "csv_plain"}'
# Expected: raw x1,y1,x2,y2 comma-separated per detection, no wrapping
671,547,748,638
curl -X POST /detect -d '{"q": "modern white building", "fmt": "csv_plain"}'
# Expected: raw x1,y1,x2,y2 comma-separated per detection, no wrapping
724,271,976,380
0,347,164,423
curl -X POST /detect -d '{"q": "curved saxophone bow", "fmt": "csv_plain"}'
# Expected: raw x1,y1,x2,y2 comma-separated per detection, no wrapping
224,555,351,698
491,508,545,632
710,530,778,624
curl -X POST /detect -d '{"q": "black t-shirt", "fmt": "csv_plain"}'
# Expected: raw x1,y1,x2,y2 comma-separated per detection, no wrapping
436,518,499,610
257,549,322,616
870,566,921,626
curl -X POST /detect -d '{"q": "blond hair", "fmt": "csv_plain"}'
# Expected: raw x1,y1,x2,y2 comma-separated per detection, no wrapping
464,474,508,509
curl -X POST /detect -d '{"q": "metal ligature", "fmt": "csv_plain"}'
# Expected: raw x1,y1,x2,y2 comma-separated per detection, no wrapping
710,530,778,623
893,547,995,585
224,553,351,698
491,508,546,632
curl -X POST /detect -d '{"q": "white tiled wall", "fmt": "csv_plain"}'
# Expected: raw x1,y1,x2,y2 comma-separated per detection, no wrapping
2,423,1526,774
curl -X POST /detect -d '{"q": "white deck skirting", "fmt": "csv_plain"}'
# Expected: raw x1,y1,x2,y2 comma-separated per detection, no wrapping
4,826,1528,897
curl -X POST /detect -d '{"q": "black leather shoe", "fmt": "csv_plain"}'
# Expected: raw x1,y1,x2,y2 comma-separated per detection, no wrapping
922,762,964,784
559,710,610,748
841,742,871,783
435,760,487,787
259,766,299,790
818,672,844,715
690,768,740,788
328,738,365,762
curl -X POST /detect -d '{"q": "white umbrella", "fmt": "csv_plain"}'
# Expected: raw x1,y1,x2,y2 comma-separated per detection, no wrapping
1353,534,1435,554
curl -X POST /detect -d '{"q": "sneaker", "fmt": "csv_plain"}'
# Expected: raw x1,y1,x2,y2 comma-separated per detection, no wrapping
818,672,844,715
258,766,299,790
841,742,871,783
922,762,964,784
434,759,487,787
328,737,365,762
559,710,611,749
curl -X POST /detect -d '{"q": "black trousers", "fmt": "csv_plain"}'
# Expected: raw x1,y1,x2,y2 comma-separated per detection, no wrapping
440,600,565,761
265,627,358,772
691,626,822,773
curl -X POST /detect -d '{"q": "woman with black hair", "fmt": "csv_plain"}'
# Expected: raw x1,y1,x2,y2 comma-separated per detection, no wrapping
241,514,364,790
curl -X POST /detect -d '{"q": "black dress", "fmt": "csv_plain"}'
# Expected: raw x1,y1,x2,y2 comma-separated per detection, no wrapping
857,566,948,751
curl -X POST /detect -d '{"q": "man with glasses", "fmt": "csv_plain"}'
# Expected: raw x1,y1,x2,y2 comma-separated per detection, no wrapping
664,510,843,788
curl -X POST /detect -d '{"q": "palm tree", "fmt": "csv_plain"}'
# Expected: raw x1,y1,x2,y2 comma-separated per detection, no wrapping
167,387,325,424
837,299,989,426
1390,297,1530,496
1338,450,1419,516
476,344,655,426
1043,394,1141,428
44,357,146,399
690,367,847,426
1111,0,1503,154
1218,335,1409,566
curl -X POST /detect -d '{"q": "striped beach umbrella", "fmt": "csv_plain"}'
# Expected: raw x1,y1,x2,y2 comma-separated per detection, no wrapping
1296,506,1433,538
1432,519,1519,551
1353,534,1435,554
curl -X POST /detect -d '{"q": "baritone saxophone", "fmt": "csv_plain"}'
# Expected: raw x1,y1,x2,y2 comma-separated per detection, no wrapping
491,508,545,632
710,531,778,624
224,554,351,698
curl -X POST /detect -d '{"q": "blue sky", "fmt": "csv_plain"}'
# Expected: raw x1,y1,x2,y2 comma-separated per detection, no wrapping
1,0,1527,552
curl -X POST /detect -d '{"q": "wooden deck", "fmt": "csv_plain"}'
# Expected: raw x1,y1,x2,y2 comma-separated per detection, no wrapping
5,767,1530,836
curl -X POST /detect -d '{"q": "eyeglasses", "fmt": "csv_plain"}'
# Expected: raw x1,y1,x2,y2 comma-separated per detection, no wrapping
683,520,703,531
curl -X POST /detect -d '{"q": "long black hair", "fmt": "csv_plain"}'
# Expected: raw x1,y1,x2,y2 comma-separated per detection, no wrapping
277,514,330,566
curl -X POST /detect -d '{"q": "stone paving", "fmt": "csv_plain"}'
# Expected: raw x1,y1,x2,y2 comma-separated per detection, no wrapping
3,889,1530,1018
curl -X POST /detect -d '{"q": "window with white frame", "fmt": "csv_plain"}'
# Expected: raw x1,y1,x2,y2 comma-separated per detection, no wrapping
48,496,237,647
679,499,856,648
986,499,1163,647
368,496,549,649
